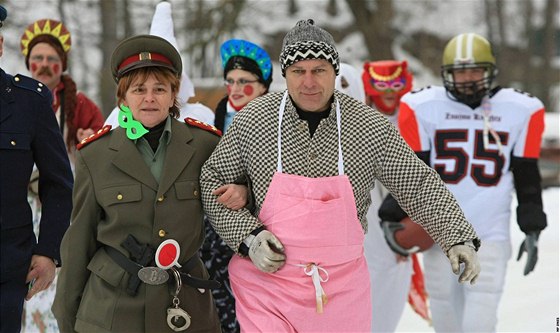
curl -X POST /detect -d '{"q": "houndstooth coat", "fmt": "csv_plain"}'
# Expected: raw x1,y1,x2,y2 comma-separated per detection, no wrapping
200,90,479,255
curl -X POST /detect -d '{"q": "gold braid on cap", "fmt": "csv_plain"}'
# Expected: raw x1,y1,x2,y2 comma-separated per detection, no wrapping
369,66,402,82
21,19,71,56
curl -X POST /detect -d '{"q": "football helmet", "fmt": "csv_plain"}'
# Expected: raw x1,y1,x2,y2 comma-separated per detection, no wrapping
362,60,413,114
441,33,497,107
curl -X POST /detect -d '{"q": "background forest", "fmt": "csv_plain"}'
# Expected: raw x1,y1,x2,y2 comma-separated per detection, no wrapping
0,0,558,117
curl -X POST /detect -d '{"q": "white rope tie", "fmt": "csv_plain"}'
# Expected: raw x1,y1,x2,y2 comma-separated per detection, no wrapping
481,95,503,155
297,263,329,313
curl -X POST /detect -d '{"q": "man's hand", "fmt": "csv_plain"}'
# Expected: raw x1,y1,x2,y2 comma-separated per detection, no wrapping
447,241,480,284
248,230,286,273
25,255,56,300
517,231,539,276
213,184,248,210
76,128,95,142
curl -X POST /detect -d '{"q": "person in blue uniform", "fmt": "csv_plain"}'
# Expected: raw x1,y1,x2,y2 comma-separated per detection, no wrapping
0,5,73,333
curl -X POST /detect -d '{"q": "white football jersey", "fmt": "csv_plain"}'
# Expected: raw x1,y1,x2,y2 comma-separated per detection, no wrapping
398,86,545,241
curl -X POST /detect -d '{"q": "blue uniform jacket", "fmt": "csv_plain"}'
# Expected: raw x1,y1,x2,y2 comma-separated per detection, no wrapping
0,68,73,281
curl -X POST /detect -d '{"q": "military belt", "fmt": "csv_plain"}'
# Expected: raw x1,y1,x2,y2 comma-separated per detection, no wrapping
105,246,220,295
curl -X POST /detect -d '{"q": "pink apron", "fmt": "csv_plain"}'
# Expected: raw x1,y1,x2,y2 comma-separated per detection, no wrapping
229,92,371,332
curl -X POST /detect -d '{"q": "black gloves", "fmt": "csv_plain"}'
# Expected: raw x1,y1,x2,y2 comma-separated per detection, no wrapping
517,231,539,276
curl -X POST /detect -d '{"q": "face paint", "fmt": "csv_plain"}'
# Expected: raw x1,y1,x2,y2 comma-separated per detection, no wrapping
243,85,254,96
225,69,266,111
28,43,64,89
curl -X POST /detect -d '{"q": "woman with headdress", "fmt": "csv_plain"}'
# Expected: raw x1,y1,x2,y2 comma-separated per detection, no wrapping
213,39,273,133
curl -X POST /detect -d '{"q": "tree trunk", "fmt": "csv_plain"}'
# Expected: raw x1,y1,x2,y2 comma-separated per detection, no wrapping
345,0,395,61
99,0,119,118
541,0,558,112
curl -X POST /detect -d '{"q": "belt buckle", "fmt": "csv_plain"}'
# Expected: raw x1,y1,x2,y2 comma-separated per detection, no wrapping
138,266,169,285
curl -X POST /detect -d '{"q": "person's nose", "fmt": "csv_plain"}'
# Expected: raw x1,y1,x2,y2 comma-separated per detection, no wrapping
464,72,475,81
144,91,156,102
38,57,50,67
231,81,244,90
302,72,316,88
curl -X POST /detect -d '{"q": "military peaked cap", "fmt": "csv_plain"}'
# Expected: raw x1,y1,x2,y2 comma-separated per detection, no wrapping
111,34,182,82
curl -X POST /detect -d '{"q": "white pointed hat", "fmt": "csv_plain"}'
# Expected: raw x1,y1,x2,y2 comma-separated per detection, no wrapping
150,1,195,104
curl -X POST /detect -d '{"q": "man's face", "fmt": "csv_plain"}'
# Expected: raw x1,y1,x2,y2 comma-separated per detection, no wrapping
28,42,63,90
0,34,4,58
285,59,336,113
452,67,486,95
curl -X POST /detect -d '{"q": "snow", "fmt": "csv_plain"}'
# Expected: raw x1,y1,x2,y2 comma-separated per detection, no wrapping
396,187,559,332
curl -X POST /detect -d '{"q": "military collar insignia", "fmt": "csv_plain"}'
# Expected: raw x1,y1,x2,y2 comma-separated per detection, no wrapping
184,118,222,137
76,125,112,150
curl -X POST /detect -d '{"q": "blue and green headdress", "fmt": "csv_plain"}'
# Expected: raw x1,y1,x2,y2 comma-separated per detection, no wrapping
220,39,273,90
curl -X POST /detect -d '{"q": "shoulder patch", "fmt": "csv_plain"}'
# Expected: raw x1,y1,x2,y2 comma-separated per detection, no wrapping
11,74,50,98
185,117,222,137
76,125,112,150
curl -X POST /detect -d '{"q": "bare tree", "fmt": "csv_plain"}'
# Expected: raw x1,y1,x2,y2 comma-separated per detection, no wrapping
99,0,120,116
345,0,395,61
541,0,558,110
486,0,559,112
181,0,246,78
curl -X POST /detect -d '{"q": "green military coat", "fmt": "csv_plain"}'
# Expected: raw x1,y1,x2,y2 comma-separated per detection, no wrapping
52,117,221,333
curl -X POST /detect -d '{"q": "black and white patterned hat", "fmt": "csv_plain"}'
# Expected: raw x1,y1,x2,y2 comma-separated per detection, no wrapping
279,19,340,77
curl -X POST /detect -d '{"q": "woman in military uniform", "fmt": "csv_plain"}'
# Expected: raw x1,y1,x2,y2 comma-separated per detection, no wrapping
53,34,243,333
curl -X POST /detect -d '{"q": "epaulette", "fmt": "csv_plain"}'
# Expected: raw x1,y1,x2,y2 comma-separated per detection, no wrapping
11,74,50,98
185,117,222,137
76,125,112,150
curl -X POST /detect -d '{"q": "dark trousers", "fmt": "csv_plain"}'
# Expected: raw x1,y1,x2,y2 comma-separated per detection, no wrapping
0,270,28,333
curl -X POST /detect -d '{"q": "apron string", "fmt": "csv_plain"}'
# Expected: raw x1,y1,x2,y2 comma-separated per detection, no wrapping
295,263,329,313
277,92,289,173
335,99,344,175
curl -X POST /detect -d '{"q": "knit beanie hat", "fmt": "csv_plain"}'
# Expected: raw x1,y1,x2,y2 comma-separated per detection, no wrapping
221,39,273,90
279,19,339,77
21,19,72,71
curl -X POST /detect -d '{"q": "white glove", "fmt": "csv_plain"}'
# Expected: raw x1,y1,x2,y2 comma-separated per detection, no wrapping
247,230,286,273
447,241,480,284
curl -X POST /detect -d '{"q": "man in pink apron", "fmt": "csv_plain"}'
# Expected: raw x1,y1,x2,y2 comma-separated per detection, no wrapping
201,19,481,333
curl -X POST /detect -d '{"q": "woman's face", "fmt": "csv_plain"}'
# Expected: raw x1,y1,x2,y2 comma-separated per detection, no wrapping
123,74,176,128
225,69,267,108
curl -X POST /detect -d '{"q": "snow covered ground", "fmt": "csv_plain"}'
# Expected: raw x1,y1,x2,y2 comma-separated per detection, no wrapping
396,187,559,332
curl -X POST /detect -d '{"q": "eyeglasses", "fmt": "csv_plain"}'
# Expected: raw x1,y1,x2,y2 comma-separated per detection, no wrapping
224,78,259,87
